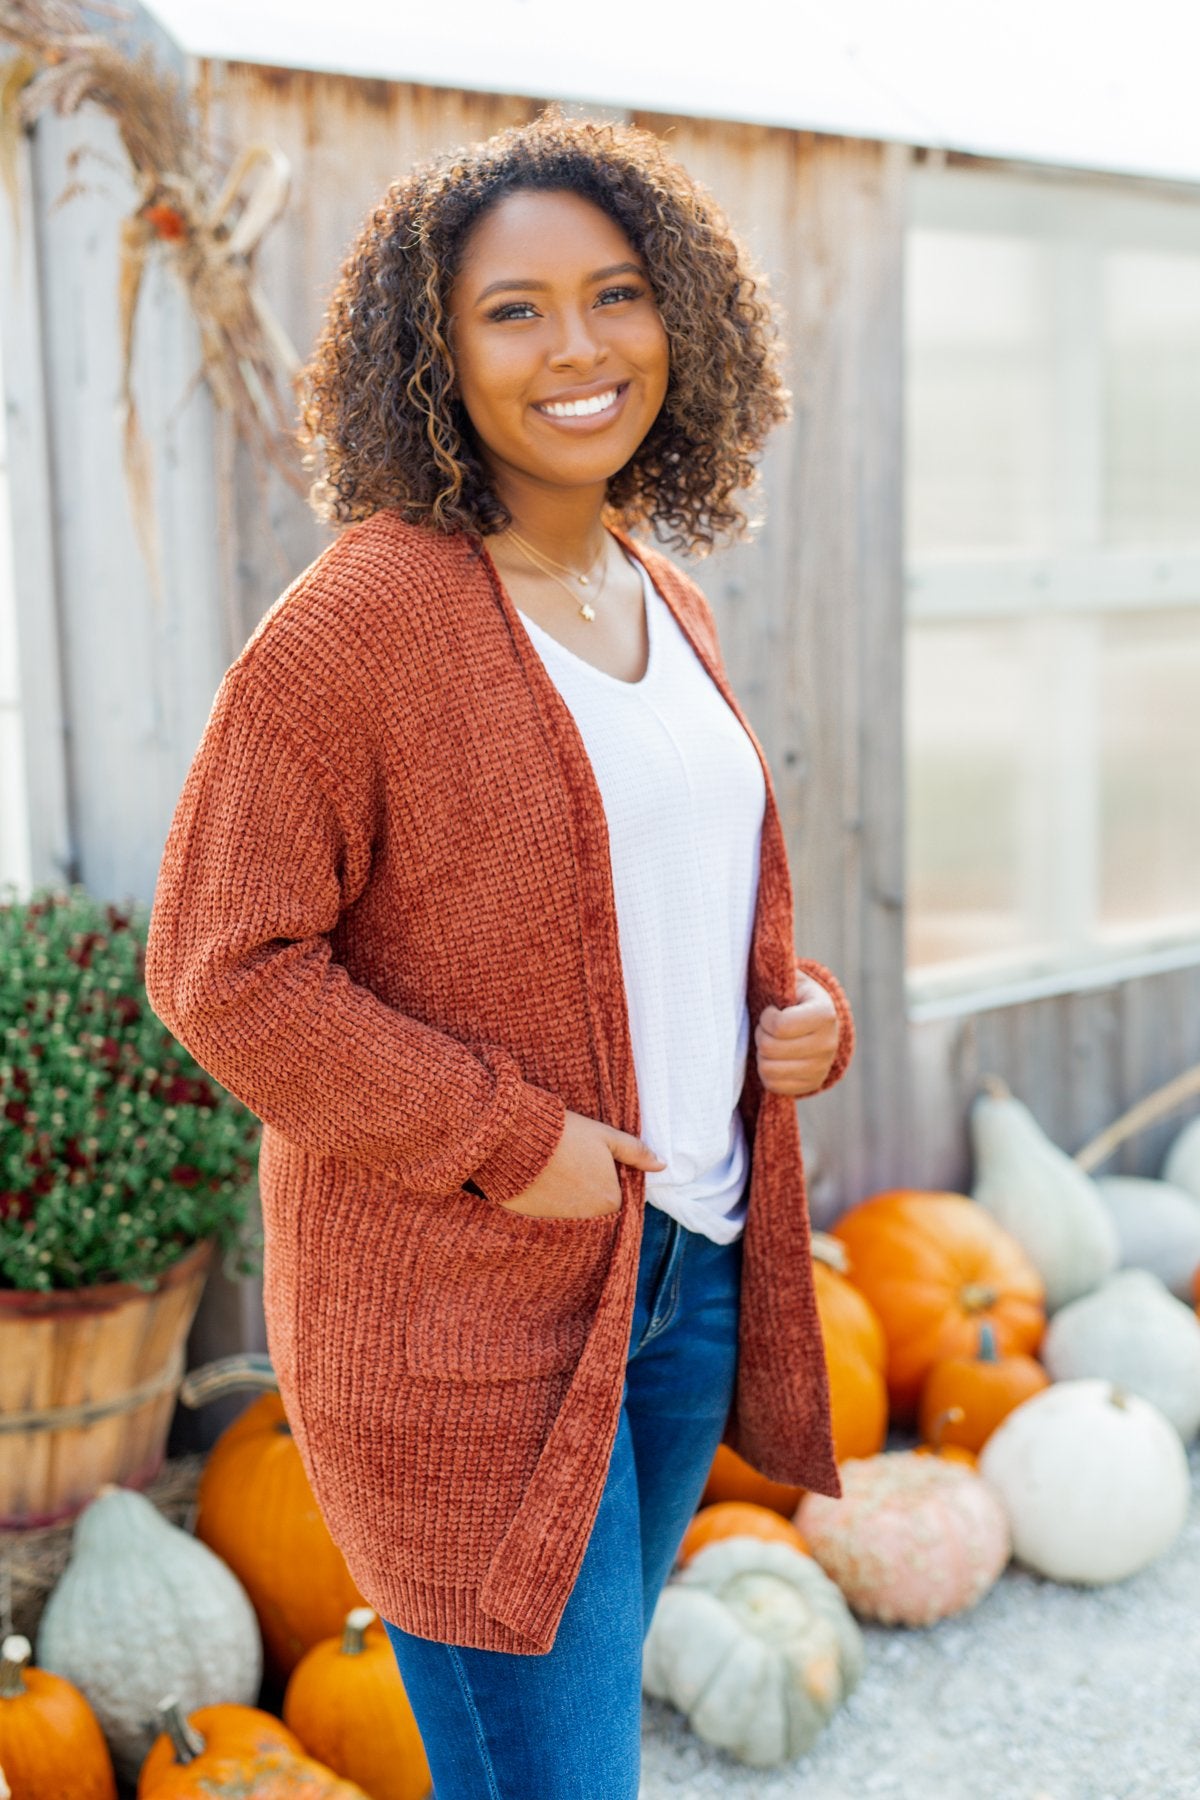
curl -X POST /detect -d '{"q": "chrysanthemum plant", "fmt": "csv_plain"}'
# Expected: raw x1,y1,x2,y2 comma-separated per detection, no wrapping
1,883,263,1293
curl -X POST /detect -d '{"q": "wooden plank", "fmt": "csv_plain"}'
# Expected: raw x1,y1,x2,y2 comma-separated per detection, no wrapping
911,968,1200,1195
0,124,72,892
28,48,228,905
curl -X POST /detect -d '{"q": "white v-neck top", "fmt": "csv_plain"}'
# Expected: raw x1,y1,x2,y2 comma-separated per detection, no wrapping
516,553,766,1243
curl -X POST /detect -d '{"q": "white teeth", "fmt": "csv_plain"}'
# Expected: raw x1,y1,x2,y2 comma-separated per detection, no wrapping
538,387,619,418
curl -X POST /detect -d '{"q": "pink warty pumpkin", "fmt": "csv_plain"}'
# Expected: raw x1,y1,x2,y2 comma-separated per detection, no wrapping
797,1451,1011,1626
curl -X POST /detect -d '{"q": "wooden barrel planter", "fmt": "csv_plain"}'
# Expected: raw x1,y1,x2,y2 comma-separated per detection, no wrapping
0,1238,214,1528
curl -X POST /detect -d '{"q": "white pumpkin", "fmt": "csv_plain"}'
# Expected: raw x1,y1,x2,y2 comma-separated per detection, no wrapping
1163,1115,1200,1204
1040,1268,1200,1440
36,1483,261,1782
979,1378,1191,1584
642,1537,864,1769
970,1081,1119,1311
1095,1174,1200,1300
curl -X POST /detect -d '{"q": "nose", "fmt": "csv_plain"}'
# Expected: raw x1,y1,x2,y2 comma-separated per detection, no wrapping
547,303,608,374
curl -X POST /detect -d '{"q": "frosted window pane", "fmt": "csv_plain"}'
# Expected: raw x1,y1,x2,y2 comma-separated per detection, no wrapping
906,231,1056,555
1098,610,1200,934
1103,251,1200,548
906,621,1048,971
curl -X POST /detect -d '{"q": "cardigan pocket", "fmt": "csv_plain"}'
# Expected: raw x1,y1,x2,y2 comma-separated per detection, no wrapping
399,1189,620,1380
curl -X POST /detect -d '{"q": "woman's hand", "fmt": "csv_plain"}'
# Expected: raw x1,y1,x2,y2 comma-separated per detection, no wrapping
754,970,841,1098
496,1109,666,1220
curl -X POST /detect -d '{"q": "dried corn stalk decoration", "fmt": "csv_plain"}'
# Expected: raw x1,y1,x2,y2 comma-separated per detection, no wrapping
0,0,305,606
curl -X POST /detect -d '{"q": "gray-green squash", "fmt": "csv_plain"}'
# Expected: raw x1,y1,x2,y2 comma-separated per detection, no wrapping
970,1078,1118,1311
642,1537,864,1769
35,1483,261,1783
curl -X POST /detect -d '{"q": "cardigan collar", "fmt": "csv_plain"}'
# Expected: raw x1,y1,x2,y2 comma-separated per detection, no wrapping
471,515,801,1106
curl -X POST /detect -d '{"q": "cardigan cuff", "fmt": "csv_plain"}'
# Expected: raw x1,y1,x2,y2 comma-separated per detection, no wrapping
466,1081,568,1206
795,958,856,1094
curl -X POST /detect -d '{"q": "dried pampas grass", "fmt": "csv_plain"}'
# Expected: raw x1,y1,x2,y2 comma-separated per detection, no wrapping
0,0,304,603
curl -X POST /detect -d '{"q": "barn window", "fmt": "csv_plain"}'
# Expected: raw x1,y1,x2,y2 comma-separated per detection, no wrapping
904,164,1200,1011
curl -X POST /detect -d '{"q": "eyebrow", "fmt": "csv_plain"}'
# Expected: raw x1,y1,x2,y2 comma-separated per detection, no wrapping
473,261,645,306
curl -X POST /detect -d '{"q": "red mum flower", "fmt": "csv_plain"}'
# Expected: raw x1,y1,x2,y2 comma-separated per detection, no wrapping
63,1136,92,1171
67,930,106,970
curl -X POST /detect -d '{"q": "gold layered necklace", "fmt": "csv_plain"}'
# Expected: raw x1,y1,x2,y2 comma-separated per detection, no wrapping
504,526,610,622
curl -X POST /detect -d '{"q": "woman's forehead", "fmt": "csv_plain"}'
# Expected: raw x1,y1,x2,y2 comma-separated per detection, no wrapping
454,189,639,294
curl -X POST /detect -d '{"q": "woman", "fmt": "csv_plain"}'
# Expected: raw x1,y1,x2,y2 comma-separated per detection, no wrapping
145,110,855,1797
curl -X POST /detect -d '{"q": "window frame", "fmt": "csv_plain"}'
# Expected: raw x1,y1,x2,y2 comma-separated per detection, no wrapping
904,162,1200,1019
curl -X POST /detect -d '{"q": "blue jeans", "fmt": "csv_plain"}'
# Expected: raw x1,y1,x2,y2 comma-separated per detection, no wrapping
379,1197,744,1799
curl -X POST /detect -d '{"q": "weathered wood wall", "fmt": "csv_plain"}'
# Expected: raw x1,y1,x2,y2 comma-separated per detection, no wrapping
6,35,1199,1446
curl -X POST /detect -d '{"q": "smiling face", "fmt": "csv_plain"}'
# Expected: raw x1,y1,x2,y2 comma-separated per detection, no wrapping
447,187,671,511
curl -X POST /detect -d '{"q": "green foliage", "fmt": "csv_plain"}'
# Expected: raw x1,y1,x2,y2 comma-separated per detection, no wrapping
1,881,263,1292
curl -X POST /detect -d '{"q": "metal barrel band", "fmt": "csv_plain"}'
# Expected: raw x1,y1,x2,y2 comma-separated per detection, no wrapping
0,1348,185,1434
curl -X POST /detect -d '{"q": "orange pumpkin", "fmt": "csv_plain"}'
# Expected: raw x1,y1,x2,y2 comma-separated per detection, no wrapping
811,1233,889,1461
193,1384,368,1675
0,1634,117,1800
831,1190,1046,1417
138,1703,305,1796
918,1319,1050,1453
701,1443,805,1516
677,1502,810,1568
283,1609,431,1800
138,1700,369,1800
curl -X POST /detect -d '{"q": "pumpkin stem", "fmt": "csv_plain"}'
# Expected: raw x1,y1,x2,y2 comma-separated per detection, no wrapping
979,1074,1012,1100
810,1233,849,1275
977,1320,998,1361
929,1406,966,1451
1109,1385,1130,1411
341,1607,377,1655
0,1636,31,1699
960,1283,998,1313
157,1695,207,1762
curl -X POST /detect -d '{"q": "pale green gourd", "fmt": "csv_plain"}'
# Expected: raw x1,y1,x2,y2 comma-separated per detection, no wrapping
1041,1268,1200,1440
970,1078,1118,1311
36,1484,262,1784
1095,1174,1200,1300
642,1537,864,1769
1163,1115,1200,1204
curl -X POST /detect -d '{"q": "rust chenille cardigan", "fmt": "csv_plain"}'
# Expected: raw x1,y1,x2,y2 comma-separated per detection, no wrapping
144,509,855,1655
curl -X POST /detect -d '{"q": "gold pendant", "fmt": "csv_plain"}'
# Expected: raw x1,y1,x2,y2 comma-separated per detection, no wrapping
580,602,596,622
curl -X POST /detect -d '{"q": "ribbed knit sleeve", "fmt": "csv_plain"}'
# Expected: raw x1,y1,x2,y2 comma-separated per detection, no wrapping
795,958,856,1094
144,656,566,1204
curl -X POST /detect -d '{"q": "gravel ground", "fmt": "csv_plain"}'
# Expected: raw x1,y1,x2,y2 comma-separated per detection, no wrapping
639,1442,1200,1800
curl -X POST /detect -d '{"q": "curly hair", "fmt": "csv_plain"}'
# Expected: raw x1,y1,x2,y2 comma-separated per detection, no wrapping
296,108,791,556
